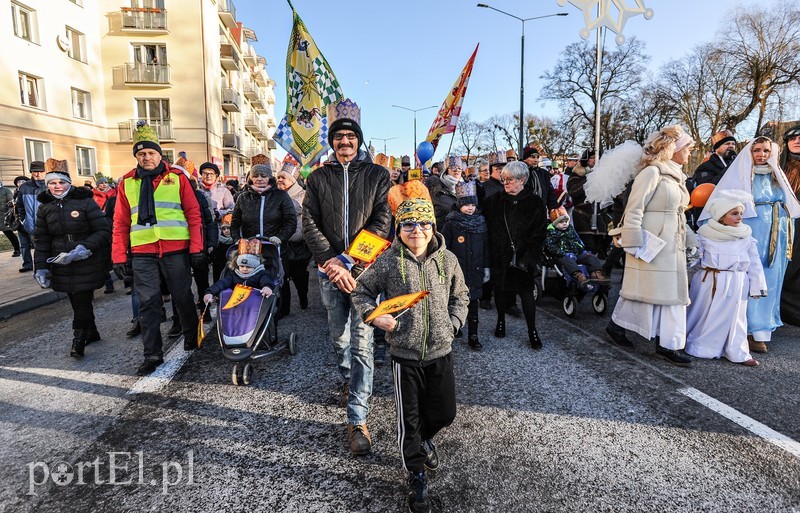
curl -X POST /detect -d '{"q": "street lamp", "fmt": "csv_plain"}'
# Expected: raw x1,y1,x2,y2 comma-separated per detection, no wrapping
477,4,568,158
391,104,437,158
372,136,398,155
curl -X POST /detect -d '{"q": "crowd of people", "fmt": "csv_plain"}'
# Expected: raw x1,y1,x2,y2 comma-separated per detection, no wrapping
4,117,800,513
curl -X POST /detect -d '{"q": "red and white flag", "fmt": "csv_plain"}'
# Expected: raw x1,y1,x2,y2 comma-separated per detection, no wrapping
425,44,479,152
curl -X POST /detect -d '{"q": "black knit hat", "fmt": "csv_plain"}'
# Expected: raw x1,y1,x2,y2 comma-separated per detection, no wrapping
200,162,220,176
328,118,363,149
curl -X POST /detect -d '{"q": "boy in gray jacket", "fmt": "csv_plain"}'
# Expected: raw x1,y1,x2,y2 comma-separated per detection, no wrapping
352,197,469,513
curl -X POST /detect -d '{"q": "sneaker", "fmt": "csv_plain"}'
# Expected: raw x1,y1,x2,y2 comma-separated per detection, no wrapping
421,439,440,471
573,271,589,290
374,342,387,366
406,471,430,513
126,320,141,338
136,358,164,376
605,321,634,350
655,345,692,367
348,424,372,455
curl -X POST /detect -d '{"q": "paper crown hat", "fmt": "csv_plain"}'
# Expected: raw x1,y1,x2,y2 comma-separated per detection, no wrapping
388,180,432,216
44,158,69,173
374,153,389,167
327,98,361,125
711,129,736,150
549,206,570,225
237,238,262,256
447,154,464,170
251,154,269,165
455,180,476,199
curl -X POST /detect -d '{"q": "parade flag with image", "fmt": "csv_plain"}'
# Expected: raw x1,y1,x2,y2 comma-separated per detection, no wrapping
222,284,254,310
425,43,479,151
365,291,430,324
346,230,391,265
273,0,343,167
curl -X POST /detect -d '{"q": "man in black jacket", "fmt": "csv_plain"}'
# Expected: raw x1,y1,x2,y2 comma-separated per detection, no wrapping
522,146,558,211
302,117,392,456
693,130,737,186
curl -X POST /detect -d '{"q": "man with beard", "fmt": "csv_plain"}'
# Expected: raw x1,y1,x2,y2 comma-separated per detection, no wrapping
780,124,800,325
693,130,738,186
302,117,392,456
112,123,203,376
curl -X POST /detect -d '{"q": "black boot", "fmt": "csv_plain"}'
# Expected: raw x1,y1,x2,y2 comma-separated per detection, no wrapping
529,329,543,350
494,319,506,338
85,322,101,344
467,317,481,350
605,320,634,350
70,329,87,357
468,334,483,351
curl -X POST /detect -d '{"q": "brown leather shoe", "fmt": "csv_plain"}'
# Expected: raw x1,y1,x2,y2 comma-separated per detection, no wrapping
348,424,372,455
741,358,759,367
748,335,768,353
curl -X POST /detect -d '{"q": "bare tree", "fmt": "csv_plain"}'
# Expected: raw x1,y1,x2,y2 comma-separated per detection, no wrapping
719,0,800,133
453,113,485,165
484,113,519,152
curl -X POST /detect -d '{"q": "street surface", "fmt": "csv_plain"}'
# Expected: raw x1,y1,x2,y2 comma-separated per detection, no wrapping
1,272,799,512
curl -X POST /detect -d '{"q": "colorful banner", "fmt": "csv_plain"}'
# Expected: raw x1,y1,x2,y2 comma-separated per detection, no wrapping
222,284,254,310
407,168,422,181
346,229,391,265
365,291,430,323
424,44,479,152
272,1,344,167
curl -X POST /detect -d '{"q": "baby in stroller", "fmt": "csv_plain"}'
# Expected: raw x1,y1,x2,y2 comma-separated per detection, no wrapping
544,207,610,289
203,252,274,305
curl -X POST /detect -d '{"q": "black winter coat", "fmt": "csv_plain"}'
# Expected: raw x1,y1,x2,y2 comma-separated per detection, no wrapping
441,216,489,299
231,181,297,245
302,152,392,265
195,189,219,251
525,165,559,210
433,189,457,229
34,186,111,293
483,189,547,292
692,154,733,187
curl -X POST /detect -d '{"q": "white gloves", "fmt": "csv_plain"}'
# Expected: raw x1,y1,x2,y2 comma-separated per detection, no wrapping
203,294,214,304
46,244,92,265
34,270,51,289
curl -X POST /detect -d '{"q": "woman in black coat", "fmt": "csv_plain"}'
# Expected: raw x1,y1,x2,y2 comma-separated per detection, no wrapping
230,164,297,247
483,161,548,349
33,167,111,357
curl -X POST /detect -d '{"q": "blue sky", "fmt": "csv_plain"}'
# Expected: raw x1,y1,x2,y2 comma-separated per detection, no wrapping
241,0,780,159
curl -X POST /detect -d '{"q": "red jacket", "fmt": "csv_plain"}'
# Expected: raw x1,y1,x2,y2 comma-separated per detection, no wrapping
92,187,116,212
112,165,203,263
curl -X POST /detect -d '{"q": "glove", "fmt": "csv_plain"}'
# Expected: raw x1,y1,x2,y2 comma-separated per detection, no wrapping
113,263,127,281
71,244,92,261
203,294,214,304
191,252,208,268
268,236,281,246
34,270,51,289
483,268,491,283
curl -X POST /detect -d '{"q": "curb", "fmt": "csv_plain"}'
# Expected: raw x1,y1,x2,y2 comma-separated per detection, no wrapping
0,291,67,320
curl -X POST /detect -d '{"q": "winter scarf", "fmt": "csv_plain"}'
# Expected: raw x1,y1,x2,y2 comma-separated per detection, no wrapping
135,162,166,226
235,263,265,279
444,210,487,234
52,186,72,200
439,173,459,195
697,219,752,242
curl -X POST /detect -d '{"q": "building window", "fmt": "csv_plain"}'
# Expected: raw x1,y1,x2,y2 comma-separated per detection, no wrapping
25,138,52,166
75,146,96,177
18,72,43,109
132,43,166,65
161,149,174,164
11,2,35,42
66,27,86,63
71,88,91,120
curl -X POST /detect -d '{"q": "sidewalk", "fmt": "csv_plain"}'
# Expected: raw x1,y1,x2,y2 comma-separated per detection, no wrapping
0,250,64,319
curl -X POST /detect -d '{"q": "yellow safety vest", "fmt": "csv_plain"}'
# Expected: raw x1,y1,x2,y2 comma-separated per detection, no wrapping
125,173,190,246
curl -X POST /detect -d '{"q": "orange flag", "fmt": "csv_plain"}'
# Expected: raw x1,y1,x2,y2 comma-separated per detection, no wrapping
222,284,254,310
346,229,391,265
365,291,429,323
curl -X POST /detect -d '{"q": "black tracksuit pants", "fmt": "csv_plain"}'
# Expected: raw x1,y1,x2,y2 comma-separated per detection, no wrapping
392,352,456,473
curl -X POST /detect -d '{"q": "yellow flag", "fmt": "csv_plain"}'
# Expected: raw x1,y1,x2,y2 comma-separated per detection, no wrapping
407,168,422,181
222,284,253,310
365,291,429,323
346,229,391,265
197,304,208,348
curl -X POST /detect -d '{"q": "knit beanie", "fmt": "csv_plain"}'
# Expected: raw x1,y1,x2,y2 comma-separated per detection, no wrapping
250,163,273,178
711,130,736,150
703,189,751,222
132,121,162,156
236,253,262,268
328,118,363,148
395,198,436,229
522,146,540,161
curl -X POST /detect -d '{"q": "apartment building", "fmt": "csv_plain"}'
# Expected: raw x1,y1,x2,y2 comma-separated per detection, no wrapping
0,0,277,183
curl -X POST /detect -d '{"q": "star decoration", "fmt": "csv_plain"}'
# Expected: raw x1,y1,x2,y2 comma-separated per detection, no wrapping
557,0,654,44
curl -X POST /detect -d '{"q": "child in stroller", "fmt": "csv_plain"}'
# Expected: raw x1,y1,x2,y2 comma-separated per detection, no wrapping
203,239,296,386
541,207,611,316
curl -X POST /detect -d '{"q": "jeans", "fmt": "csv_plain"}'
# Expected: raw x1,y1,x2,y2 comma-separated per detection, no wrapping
133,252,197,359
18,229,33,269
319,277,374,425
558,253,603,276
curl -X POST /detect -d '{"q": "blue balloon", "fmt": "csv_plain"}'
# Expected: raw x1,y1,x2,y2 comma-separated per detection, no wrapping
417,141,434,164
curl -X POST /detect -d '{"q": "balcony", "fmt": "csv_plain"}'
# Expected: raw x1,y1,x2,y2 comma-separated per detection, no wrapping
118,119,174,142
220,43,240,71
121,63,170,86
242,43,257,67
242,81,265,112
244,145,263,159
217,0,237,29
221,88,240,112
222,132,241,153
244,114,269,139
120,7,168,32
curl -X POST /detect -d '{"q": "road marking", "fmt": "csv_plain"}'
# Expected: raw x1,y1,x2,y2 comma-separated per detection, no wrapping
127,339,192,395
539,308,800,460
680,387,800,459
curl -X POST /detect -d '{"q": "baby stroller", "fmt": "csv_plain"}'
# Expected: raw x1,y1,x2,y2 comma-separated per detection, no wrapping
535,250,610,317
214,240,297,386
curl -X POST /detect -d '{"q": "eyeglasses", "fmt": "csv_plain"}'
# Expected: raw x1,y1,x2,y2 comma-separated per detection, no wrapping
399,221,434,233
500,177,519,184
201,172,216,177
332,132,358,141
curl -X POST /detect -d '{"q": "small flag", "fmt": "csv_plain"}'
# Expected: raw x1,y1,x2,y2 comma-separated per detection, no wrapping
425,44,479,152
197,303,209,347
222,284,254,310
407,168,423,181
346,229,391,265
365,291,430,323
